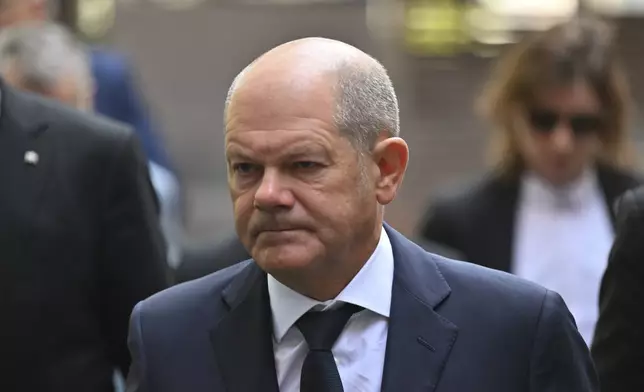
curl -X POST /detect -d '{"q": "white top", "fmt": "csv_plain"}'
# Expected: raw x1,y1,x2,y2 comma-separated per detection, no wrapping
268,227,394,392
513,169,614,344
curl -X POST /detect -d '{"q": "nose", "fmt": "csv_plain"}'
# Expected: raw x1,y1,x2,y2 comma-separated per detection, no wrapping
550,124,575,154
253,168,295,211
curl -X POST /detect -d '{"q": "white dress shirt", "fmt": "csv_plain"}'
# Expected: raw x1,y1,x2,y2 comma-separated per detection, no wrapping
513,169,613,344
268,227,394,392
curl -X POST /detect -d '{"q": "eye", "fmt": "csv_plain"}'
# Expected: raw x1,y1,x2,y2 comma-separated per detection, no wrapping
232,163,260,175
293,161,321,170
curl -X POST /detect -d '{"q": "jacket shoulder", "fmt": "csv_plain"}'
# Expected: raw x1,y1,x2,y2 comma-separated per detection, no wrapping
417,171,512,242
615,186,644,224
8,86,132,143
431,171,513,210
435,255,549,310
137,261,253,321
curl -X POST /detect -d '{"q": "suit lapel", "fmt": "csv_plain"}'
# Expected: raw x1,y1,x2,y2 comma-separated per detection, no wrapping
381,225,459,392
475,174,519,273
478,165,637,271
210,262,279,392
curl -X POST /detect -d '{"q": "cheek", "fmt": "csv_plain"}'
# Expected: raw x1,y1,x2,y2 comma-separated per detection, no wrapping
515,130,540,157
574,137,601,159
329,185,375,227
300,189,352,220
232,194,254,229
298,182,367,230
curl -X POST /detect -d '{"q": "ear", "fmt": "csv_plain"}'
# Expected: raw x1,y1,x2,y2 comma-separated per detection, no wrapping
370,135,409,205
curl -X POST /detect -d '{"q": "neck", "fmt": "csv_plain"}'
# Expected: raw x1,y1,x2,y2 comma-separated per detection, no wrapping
527,167,591,189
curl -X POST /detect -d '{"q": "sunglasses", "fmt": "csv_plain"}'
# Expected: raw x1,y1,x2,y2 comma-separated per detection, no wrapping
527,109,604,137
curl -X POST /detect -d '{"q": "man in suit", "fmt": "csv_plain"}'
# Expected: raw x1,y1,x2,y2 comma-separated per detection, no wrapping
592,186,644,391
0,0,173,169
0,0,183,268
126,37,597,392
0,21,169,392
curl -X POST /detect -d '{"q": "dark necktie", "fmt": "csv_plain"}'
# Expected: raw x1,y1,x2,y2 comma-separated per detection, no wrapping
296,304,362,392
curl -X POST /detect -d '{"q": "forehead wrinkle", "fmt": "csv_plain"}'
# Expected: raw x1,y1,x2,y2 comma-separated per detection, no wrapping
226,130,333,162
228,113,336,134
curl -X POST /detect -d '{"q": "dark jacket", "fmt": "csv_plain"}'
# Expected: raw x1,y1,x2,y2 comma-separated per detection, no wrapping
592,185,644,391
417,165,640,272
0,82,169,392
91,48,172,170
126,224,597,392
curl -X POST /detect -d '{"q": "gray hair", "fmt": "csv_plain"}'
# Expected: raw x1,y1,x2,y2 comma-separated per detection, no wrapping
333,58,399,151
0,22,92,97
224,54,399,152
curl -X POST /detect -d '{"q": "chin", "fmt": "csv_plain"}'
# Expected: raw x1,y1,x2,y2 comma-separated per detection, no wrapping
551,168,584,185
535,162,575,184
252,242,320,272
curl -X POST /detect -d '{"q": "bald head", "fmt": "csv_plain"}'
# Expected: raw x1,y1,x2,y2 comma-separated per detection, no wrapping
225,37,399,152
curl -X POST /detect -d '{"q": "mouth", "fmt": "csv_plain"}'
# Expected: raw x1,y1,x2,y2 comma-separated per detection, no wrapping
254,229,303,244
260,228,299,234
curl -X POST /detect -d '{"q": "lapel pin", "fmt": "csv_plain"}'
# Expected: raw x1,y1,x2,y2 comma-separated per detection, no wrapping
24,151,39,166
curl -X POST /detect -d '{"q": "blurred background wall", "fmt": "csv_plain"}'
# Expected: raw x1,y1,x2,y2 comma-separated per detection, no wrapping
59,0,644,244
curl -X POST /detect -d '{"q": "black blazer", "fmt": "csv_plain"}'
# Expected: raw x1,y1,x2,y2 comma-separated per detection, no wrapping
127,224,597,392
592,185,644,391
0,83,169,391
417,165,640,273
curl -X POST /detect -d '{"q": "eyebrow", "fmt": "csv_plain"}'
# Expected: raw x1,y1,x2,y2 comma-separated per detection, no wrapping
282,145,328,158
225,145,254,162
226,143,330,161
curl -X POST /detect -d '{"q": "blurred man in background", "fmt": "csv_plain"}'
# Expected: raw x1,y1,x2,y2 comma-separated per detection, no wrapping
0,21,93,109
0,0,184,267
0,0,173,166
0,21,169,392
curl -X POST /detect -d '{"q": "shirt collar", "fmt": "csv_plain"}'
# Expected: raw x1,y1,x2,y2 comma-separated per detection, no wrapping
267,226,394,343
521,168,600,210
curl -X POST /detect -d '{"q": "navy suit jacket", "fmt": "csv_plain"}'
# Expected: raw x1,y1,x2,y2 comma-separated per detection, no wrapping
126,225,598,392
91,48,172,170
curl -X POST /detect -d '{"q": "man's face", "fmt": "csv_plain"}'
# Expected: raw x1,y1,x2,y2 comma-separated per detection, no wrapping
52,73,93,111
4,65,93,111
0,0,46,27
514,81,603,185
225,74,379,277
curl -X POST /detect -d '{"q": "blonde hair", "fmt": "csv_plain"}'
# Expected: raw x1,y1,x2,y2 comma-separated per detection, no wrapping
478,17,634,177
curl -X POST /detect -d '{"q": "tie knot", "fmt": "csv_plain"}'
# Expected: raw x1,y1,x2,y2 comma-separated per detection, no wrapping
296,304,362,351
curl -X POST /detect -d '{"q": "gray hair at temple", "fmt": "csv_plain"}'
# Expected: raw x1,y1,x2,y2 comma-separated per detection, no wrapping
224,49,400,153
0,21,93,110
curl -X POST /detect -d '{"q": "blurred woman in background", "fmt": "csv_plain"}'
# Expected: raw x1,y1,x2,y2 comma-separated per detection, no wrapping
417,17,640,345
